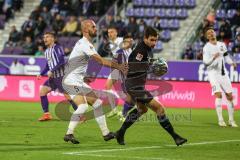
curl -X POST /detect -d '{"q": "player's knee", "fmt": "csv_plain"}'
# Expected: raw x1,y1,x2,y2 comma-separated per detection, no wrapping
92,99,103,109
214,92,222,99
40,86,50,96
226,94,233,101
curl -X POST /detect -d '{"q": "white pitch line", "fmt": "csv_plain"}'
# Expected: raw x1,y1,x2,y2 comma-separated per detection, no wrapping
64,146,163,155
73,153,174,160
63,139,240,155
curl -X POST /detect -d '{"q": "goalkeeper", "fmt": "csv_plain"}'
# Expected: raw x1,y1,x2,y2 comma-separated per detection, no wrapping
114,26,187,146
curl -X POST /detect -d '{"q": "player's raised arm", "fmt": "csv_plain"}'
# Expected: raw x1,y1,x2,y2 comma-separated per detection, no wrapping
91,54,128,75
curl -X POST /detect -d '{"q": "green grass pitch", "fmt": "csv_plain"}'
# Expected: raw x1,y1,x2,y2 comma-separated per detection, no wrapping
0,101,239,160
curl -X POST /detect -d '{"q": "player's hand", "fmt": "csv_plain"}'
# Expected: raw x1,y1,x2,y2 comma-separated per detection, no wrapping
118,63,128,75
36,75,41,80
232,63,237,69
47,71,53,78
213,52,220,60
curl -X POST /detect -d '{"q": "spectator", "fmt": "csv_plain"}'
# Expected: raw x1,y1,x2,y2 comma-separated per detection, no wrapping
152,16,162,32
219,19,232,44
21,16,36,40
206,9,216,25
61,15,78,36
52,14,65,35
231,9,240,34
9,59,24,75
8,25,21,45
138,19,147,39
181,45,194,60
59,0,72,16
35,45,44,56
30,6,41,20
126,17,139,39
40,6,52,25
232,33,240,54
50,0,61,17
35,16,46,37
22,36,35,55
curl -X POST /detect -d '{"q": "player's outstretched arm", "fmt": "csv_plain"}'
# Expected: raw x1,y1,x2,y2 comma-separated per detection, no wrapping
91,54,128,75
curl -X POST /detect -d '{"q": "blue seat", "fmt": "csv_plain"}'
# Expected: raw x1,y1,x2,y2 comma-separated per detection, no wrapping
176,8,188,19
154,0,164,7
154,40,163,51
142,0,153,6
133,0,143,6
161,30,171,42
145,8,155,17
155,8,166,18
169,19,180,30
175,0,185,8
227,9,236,19
165,9,177,18
134,8,145,17
160,19,169,29
216,9,226,19
185,0,196,8
126,8,134,17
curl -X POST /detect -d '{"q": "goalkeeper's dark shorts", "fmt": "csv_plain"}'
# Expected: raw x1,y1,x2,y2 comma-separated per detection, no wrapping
127,87,153,104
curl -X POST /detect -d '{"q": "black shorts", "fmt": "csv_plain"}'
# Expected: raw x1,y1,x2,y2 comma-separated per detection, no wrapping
127,87,153,104
43,77,64,93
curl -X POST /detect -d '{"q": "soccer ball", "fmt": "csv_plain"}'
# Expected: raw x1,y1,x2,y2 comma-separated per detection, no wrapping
152,58,168,77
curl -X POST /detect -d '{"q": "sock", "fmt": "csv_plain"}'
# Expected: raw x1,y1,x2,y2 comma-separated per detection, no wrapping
122,102,134,117
66,103,88,135
40,96,49,113
215,98,224,122
119,108,142,133
106,90,117,110
92,99,110,136
226,100,234,122
157,115,178,139
69,100,78,110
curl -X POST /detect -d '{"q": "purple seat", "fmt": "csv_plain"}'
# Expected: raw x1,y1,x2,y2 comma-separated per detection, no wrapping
155,8,166,18
216,9,226,19
185,0,196,8
164,0,175,8
134,8,145,17
1,47,14,55
227,9,236,19
160,19,169,29
133,0,143,6
193,41,203,51
154,0,164,7
13,47,24,55
58,36,69,46
175,0,185,8
145,8,155,17
176,9,188,19
142,0,153,6
165,9,177,18
169,19,180,30
161,30,171,42
154,40,163,51
233,54,240,63
126,8,134,17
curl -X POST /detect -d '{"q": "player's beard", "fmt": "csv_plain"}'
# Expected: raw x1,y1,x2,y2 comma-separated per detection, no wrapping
89,31,97,38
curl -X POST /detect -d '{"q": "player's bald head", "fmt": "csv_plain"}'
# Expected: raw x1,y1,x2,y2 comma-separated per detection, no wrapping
81,19,95,32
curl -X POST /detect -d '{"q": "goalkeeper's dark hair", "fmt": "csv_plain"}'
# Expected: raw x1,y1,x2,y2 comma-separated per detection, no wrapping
144,26,158,38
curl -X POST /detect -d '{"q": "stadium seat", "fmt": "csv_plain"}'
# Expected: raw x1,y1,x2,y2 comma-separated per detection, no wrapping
145,8,155,17
126,8,134,17
134,8,145,17
227,9,236,19
161,30,171,42
133,0,143,6
154,0,164,7
142,0,154,6
154,40,163,51
155,8,166,18
176,8,188,19
175,0,185,8
160,19,169,29
169,19,180,30
165,9,177,18
216,9,226,19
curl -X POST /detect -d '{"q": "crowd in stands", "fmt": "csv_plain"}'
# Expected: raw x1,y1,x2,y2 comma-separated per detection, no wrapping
2,0,115,56
0,0,23,29
181,0,240,61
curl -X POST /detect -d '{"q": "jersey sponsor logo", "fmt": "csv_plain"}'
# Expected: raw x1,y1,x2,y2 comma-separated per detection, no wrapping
136,53,143,61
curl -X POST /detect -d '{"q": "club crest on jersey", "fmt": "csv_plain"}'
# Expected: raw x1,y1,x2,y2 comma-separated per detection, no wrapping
136,53,143,61
220,46,224,51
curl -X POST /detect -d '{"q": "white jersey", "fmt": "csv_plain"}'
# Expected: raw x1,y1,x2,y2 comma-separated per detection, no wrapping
64,37,97,81
109,37,123,58
203,41,233,94
203,41,228,74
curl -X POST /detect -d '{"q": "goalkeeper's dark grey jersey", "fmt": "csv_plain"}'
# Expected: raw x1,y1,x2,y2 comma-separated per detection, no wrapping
126,41,152,89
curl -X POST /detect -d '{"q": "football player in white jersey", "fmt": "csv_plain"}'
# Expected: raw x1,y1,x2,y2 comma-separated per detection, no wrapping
203,27,238,127
62,19,128,144
105,26,124,118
